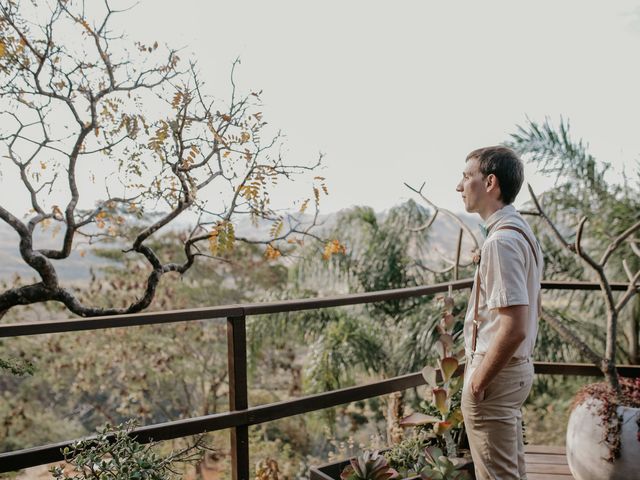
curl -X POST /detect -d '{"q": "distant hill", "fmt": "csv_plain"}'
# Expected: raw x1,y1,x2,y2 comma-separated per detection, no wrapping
0,208,483,283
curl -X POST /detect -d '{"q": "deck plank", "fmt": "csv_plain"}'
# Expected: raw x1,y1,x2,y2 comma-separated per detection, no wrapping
523,445,573,480
528,475,574,480
524,444,566,455
526,463,572,474
525,453,569,465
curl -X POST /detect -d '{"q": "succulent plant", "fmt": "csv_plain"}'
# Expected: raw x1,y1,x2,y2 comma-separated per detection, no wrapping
419,446,471,480
340,450,400,480
400,295,465,458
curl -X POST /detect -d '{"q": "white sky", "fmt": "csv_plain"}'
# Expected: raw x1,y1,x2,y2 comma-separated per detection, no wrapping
4,0,640,217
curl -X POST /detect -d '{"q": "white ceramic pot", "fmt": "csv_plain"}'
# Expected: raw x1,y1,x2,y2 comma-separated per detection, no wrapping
566,397,640,480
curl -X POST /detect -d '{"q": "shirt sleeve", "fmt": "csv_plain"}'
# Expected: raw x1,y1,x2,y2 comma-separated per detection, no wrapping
480,235,529,309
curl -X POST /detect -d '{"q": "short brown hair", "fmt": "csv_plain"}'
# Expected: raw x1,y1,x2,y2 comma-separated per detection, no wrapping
466,146,524,204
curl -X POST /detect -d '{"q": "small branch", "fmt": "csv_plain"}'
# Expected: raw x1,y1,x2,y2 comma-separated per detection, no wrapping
409,209,438,233
454,228,463,281
615,268,640,314
574,216,617,313
527,184,575,252
405,181,480,250
599,220,640,267
413,260,454,275
622,260,634,283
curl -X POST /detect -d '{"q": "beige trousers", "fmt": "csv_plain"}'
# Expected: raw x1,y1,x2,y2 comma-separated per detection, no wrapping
461,356,534,480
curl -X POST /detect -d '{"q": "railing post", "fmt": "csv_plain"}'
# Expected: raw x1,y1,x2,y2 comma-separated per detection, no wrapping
227,314,249,480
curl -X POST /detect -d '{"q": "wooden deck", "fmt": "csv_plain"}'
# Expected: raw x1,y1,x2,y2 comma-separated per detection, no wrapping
525,445,573,479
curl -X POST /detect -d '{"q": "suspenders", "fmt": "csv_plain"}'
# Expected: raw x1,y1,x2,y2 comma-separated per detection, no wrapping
470,225,540,354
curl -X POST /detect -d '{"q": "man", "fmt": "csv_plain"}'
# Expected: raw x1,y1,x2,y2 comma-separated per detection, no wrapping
456,146,543,480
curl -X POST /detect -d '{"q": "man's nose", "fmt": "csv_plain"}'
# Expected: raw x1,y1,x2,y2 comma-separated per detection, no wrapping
456,181,463,192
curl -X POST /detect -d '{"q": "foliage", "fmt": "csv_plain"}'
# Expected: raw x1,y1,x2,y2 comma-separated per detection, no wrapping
340,450,399,480
383,431,432,477
255,201,453,394
49,421,206,480
507,117,640,365
0,240,288,453
0,356,33,376
0,0,326,317
255,458,281,480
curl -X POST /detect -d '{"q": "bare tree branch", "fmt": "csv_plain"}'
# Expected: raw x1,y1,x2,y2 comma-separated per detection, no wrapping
527,183,575,252
405,181,480,250
599,220,640,267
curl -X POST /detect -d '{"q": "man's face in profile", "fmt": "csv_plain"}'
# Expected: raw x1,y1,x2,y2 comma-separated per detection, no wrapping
456,157,486,214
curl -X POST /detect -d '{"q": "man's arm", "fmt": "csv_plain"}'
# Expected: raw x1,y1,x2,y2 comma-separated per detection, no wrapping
470,304,528,399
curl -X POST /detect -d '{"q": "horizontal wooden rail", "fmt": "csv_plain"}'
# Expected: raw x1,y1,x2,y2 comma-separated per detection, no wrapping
0,280,633,338
2,362,639,473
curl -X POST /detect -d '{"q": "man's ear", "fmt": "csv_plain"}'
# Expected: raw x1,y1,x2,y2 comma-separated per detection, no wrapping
485,174,499,194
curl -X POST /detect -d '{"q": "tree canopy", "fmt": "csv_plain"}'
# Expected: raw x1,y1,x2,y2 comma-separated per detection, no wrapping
0,0,327,317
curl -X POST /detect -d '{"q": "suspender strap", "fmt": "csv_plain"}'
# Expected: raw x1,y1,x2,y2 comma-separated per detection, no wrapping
494,225,539,267
471,225,539,354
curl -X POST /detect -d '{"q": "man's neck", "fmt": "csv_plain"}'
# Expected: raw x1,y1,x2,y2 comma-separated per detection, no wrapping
478,201,506,222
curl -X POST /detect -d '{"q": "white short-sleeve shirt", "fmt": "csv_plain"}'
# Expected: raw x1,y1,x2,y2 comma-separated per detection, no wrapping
463,205,543,359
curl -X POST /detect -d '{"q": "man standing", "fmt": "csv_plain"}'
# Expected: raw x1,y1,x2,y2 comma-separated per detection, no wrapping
456,146,543,480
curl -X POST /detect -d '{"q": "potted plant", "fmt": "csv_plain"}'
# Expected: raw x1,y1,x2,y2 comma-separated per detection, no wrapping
527,186,640,480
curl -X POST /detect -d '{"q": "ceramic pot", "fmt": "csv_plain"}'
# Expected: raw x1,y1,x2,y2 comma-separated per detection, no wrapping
566,397,640,480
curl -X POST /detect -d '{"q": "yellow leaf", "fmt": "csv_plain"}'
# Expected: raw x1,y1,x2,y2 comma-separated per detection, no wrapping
432,387,449,417
264,244,281,260
434,421,453,435
171,91,182,110
270,219,284,239
447,408,464,428
0,40,7,58
40,161,47,170
208,228,219,256
322,239,346,261
439,357,459,383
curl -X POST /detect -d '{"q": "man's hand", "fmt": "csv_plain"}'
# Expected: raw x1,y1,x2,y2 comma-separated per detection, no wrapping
469,305,528,398
470,377,485,402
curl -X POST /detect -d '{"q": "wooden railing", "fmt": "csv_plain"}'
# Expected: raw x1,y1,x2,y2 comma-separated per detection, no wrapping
0,279,638,478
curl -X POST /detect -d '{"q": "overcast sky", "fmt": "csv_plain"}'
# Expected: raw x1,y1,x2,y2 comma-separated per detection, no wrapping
4,1,640,217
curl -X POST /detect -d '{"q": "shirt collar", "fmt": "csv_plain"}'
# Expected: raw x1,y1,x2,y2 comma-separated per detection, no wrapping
483,204,517,236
